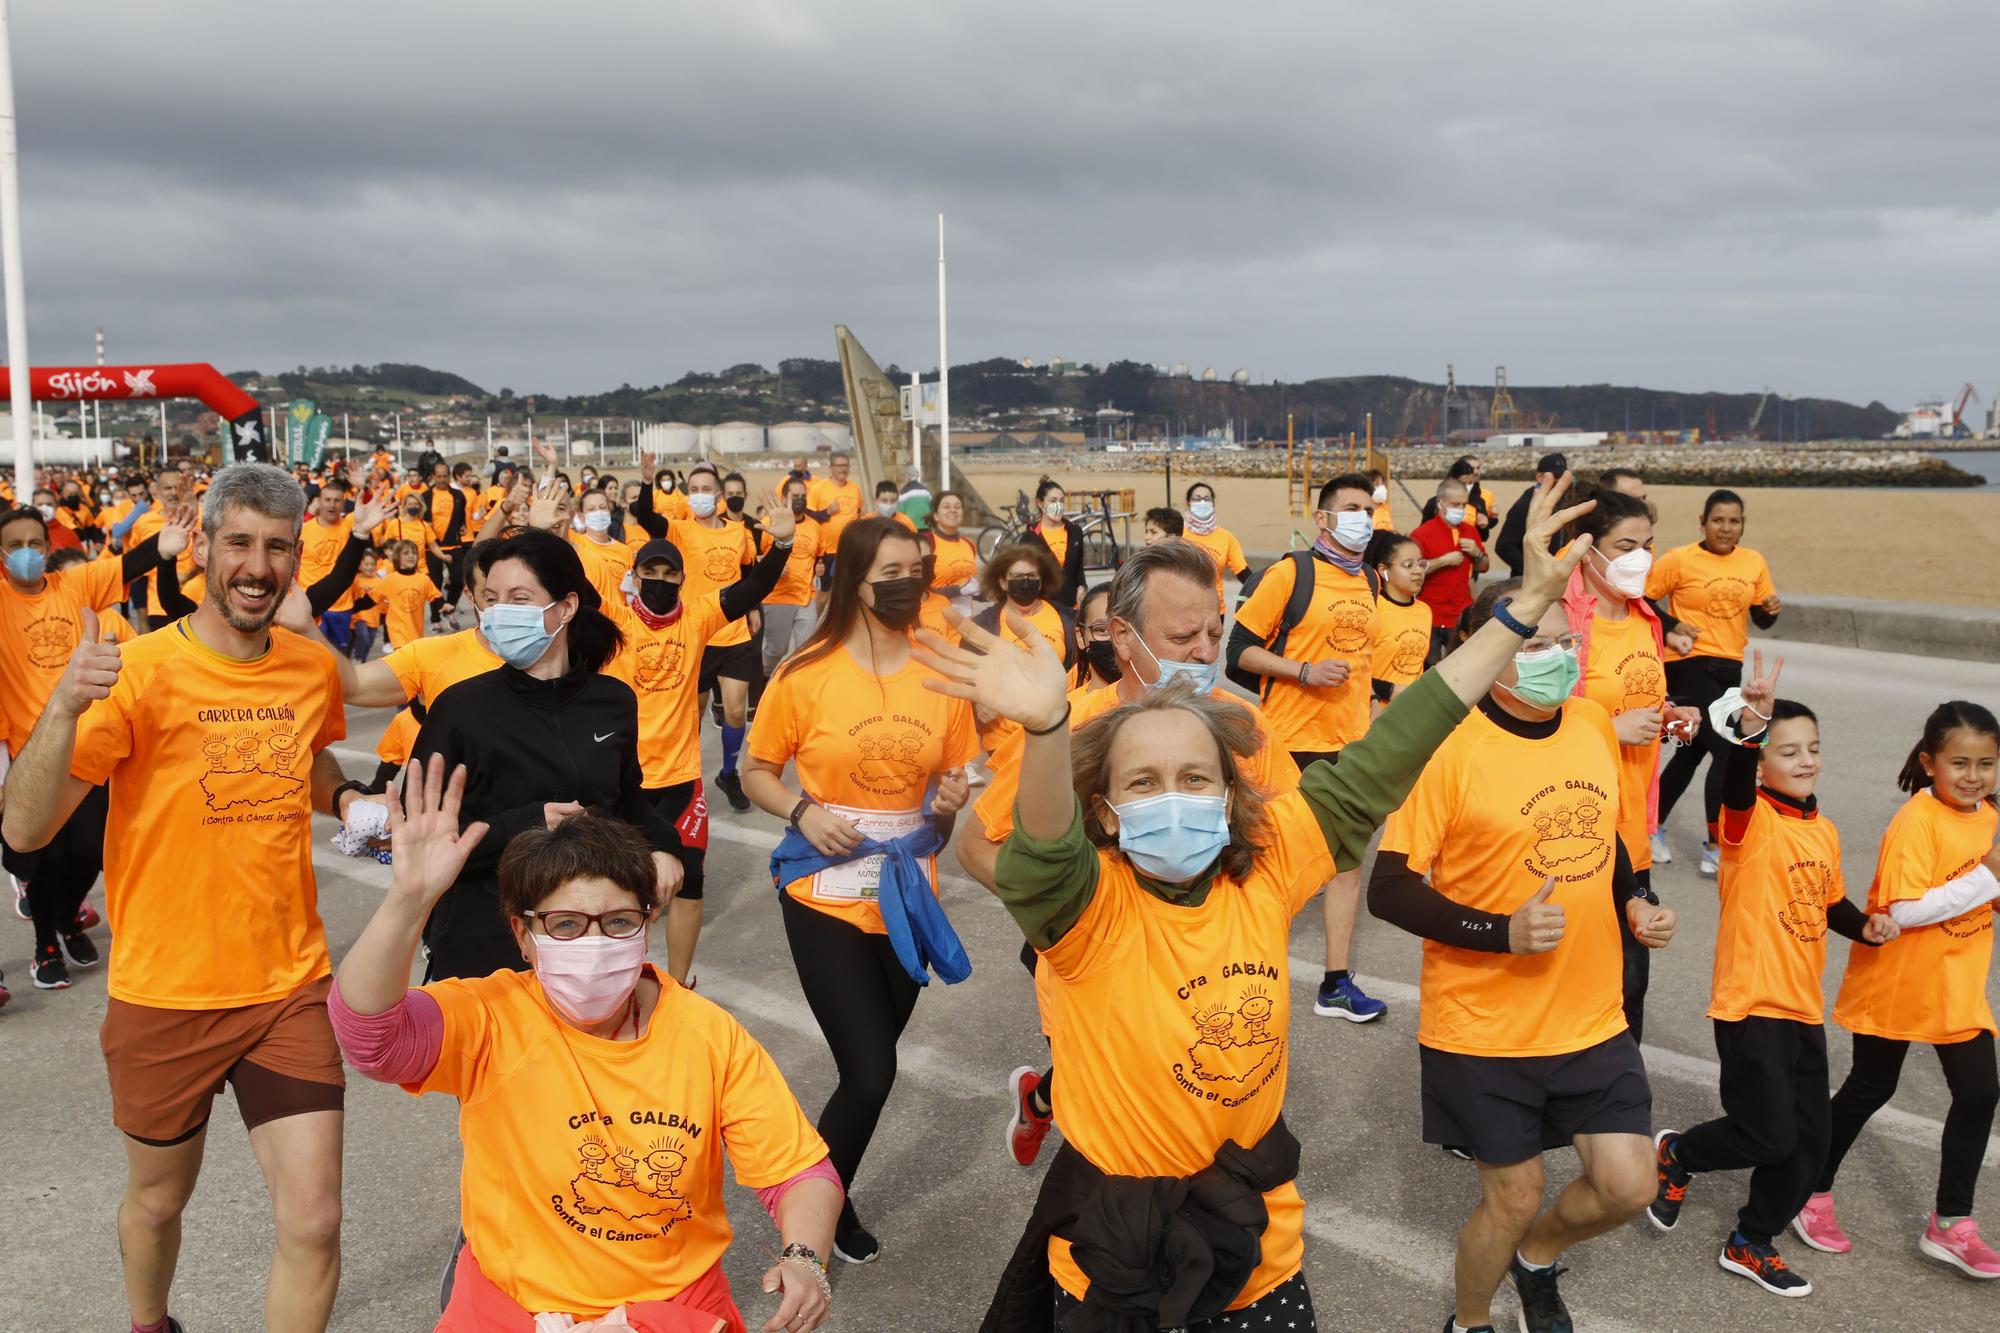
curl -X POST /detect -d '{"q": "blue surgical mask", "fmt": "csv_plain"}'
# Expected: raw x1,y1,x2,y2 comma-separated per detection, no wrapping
1110,791,1231,883
480,602,558,669
583,509,613,533
1188,499,1215,521
1444,506,1466,527
689,492,718,518
1505,645,1581,708
5,547,46,583
1134,630,1219,695
1331,510,1374,553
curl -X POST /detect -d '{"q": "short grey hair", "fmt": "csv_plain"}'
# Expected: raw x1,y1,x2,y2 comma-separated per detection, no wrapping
202,463,305,536
1108,540,1218,634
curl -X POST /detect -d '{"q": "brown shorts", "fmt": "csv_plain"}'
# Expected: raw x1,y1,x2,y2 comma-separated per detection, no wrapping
100,973,346,1145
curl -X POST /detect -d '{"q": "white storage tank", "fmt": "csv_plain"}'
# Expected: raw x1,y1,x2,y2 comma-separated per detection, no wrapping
768,421,824,456
710,421,767,455
1200,367,1218,382
639,421,700,457
1230,368,1251,385
1170,362,1191,379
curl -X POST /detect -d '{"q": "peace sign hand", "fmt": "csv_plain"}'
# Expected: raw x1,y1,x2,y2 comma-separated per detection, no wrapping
915,607,1069,733
1740,649,1784,720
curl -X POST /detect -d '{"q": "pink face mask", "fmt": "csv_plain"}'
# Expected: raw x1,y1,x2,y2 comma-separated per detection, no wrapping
533,931,649,1025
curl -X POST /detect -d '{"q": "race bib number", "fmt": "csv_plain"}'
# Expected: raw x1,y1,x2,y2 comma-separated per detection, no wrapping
810,802,926,902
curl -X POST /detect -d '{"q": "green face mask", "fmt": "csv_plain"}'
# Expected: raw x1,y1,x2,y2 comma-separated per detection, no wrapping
1507,645,1580,707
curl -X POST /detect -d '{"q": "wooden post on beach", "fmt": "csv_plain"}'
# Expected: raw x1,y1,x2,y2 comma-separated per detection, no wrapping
1285,414,1298,515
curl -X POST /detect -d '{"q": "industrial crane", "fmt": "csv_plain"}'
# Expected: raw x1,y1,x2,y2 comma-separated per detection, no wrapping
1746,388,1772,438
1951,384,1979,437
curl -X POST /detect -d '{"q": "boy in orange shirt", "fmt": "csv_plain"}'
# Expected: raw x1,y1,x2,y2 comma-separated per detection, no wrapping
1647,653,1898,1297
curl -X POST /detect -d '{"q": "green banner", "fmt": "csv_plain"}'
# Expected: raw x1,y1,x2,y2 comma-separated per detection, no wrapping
305,413,332,468
286,400,316,464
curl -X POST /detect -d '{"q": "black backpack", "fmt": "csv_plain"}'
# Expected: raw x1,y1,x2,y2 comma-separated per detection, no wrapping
1226,549,1380,697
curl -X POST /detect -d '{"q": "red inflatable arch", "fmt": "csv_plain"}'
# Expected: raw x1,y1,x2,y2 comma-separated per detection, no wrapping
0,362,269,463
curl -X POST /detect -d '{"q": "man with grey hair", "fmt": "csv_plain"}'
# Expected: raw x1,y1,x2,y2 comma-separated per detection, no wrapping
3,462,364,1333
957,539,1301,1166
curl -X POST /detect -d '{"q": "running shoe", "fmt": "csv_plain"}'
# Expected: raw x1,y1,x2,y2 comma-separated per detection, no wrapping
713,769,751,814
1443,1319,1496,1333
833,1212,881,1265
1719,1233,1812,1296
1313,975,1387,1023
1920,1213,2000,1279
1443,1145,1475,1162
11,876,27,921
31,944,70,990
1506,1256,1572,1333
0,970,10,1010
1005,1065,1054,1166
1791,1192,1852,1254
1647,1129,1690,1231
60,929,100,969
1648,830,1672,865
75,897,100,930
1698,841,1721,877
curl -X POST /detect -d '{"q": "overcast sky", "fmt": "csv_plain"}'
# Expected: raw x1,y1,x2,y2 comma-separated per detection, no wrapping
11,1,1997,408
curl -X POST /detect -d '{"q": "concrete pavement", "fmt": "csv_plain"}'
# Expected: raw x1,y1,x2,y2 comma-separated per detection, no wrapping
3,637,1999,1331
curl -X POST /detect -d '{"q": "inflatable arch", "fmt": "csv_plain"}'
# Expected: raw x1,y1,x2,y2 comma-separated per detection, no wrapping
0,363,269,462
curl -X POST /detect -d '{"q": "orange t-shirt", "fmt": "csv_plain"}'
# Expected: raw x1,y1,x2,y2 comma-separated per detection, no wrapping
409,967,825,1319
376,706,422,768
766,520,821,608
653,488,692,522
298,516,356,612
373,515,433,560
384,628,503,705
605,594,733,788
917,593,958,649
0,557,130,756
1034,793,1334,1308
376,569,441,647
667,519,754,649
1182,528,1247,607
1645,542,1775,664
1370,595,1432,689
1378,698,1628,1057
1235,555,1377,753
1833,791,2000,1045
805,479,862,549
974,682,1300,843
1038,522,1069,570
127,508,195,617
1579,609,1665,873
929,532,979,594
70,621,345,1009
351,572,386,628
748,646,977,934
1710,793,1846,1024
98,609,138,643
428,486,468,548
572,533,637,610
979,601,1072,754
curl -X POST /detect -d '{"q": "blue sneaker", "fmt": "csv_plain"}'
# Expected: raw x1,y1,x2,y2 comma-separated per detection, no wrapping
1314,975,1387,1023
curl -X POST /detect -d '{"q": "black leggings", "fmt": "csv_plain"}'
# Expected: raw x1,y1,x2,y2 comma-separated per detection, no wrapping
1818,1031,1999,1217
1053,1271,1315,1331
3,783,108,952
781,892,920,1217
1657,656,1742,832
1621,868,1652,1045
1676,1017,1830,1245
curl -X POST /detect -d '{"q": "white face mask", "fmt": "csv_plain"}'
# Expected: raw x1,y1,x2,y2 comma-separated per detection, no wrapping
583,509,613,533
1188,499,1215,521
1371,485,1388,505
1328,510,1373,553
1592,546,1653,598
688,492,718,518
1443,506,1466,527
534,930,649,1026
1044,499,1064,521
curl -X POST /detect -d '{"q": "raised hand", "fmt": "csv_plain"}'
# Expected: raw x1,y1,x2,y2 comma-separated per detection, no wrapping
53,608,121,717
1508,877,1565,954
1739,649,1784,720
914,606,1070,733
1516,473,1597,612
384,754,489,906
156,503,199,560
1626,897,1676,949
533,436,558,470
350,491,390,540
762,485,796,544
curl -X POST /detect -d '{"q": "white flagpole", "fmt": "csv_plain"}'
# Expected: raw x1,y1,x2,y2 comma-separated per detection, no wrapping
910,370,921,473
0,2,32,498
937,214,949,486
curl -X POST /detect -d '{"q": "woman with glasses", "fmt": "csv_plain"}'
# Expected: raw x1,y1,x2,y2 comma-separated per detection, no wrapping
333,762,840,1332
403,529,688,983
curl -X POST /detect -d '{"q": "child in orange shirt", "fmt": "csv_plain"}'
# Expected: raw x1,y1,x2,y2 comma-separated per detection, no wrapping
376,540,440,650
1647,652,1899,1297
1803,700,2000,1276
349,549,385,661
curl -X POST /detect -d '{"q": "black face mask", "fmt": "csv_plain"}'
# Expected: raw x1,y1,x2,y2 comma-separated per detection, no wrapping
1084,638,1123,683
725,494,746,515
1006,574,1042,606
790,494,807,516
867,575,926,631
637,578,682,615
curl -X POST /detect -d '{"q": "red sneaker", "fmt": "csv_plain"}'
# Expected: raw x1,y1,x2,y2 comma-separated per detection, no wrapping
1005,1065,1053,1166
1921,1213,2000,1279
74,898,100,931
1791,1192,1852,1254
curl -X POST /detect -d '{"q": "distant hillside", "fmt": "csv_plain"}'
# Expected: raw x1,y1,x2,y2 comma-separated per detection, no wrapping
225,358,1900,441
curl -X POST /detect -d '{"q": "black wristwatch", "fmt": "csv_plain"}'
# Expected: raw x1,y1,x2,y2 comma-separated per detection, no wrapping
788,797,813,828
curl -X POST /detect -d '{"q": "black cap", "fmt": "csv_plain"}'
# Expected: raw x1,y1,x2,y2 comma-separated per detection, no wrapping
631,539,683,575
1536,452,1568,476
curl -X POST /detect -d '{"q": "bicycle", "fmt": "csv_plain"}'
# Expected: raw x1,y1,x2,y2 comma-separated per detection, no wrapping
975,489,1033,563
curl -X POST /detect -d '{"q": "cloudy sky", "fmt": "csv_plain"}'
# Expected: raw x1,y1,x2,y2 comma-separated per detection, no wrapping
11,1,1997,407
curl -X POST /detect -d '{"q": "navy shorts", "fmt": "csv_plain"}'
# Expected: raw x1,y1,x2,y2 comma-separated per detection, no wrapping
1420,1032,1652,1165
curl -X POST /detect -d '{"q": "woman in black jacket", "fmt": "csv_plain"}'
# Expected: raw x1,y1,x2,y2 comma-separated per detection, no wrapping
1022,476,1086,612
409,528,685,981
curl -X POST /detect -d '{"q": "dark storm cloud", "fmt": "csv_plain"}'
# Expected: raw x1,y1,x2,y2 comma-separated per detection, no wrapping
9,0,1997,405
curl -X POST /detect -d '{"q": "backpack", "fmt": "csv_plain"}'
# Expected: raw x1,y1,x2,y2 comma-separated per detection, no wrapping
1225,549,1380,697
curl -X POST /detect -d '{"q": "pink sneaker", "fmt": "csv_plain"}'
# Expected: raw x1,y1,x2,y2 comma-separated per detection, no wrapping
1921,1213,2000,1279
1791,1192,1852,1254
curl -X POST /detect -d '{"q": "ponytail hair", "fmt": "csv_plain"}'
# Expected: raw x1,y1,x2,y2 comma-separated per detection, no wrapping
1897,699,2000,798
473,528,625,674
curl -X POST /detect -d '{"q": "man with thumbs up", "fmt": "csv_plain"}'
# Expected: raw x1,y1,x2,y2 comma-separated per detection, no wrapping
1365,573,1677,1333
4,464,358,1333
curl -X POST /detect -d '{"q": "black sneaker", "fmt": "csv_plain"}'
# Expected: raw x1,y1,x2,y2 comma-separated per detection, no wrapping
60,929,100,969
714,769,751,814
31,944,70,990
1507,1256,1572,1333
833,1214,880,1265
1648,1129,1691,1231
1719,1233,1812,1297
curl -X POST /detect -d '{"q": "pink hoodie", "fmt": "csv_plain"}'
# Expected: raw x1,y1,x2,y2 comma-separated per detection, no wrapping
1561,561,1666,834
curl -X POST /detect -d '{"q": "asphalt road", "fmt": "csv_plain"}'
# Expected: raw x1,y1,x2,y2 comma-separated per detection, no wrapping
4,635,1999,1332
